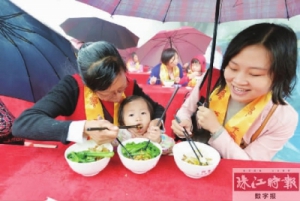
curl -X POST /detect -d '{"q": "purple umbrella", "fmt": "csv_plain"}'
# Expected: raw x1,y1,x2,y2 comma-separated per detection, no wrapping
77,0,300,23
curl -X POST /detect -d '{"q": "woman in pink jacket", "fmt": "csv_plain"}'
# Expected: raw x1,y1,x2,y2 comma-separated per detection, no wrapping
171,23,298,161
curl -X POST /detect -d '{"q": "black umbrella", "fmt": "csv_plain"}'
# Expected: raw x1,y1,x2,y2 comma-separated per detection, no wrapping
60,17,139,49
0,0,78,102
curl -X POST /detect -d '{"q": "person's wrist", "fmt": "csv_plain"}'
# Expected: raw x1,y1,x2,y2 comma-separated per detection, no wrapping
210,126,223,136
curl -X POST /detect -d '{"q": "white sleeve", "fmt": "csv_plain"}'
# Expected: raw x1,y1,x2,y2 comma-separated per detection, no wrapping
67,120,87,143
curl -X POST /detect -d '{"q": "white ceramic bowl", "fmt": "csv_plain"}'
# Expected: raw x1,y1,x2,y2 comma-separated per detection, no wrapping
163,80,174,87
117,138,162,174
64,140,113,176
172,141,221,179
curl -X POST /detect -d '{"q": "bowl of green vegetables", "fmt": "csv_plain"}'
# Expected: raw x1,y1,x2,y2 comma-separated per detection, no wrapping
64,140,114,176
117,138,162,174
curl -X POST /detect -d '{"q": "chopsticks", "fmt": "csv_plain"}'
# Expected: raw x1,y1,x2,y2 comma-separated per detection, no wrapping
175,115,208,165
156,85,180,127
86,124,142,131
115,138,134,159
86,125,142,159
143,85,180,150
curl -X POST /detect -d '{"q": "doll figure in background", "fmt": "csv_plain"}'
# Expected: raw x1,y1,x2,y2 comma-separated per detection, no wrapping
113,95,174,155
187,54,206,87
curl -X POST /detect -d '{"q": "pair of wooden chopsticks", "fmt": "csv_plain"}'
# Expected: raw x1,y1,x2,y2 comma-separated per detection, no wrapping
143,86,180,150
175,115,208,165
86,124,142,131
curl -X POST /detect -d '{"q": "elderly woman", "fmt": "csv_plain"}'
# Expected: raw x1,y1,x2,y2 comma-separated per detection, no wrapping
147,48,185,86
12,41,164,145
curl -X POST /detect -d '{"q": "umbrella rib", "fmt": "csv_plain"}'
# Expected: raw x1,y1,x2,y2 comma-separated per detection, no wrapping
138,41,169,62
162,0,173,22
28,38,62,79
284,0,290,19
2,22,33,44
12,42,36,102
34,31,74,66
111,0,122,15
0,12,22,20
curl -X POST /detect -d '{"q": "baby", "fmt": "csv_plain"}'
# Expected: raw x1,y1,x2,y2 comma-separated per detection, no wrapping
113,95,174,154
187,55,206,87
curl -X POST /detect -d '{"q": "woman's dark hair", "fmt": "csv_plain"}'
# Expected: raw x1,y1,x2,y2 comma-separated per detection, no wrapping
218,23,297,105
118,95,154,126
161,48,178,65
131,52,137,59
77,41,127,91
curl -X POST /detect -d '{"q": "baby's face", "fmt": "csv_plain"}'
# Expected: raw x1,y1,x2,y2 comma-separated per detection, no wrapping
123,98,151,135
191,62,201,73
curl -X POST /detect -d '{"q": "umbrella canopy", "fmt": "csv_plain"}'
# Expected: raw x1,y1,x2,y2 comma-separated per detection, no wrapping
60,17,139,49
0,0,78,102
135,26,211,67
77,0,300,22
117,47,138,61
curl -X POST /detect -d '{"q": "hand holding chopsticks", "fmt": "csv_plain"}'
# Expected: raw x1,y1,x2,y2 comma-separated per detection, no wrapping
86,124,139,159
144,85,180,150
175,116,208,165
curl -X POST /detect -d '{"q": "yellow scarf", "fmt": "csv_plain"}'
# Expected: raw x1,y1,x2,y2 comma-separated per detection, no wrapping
209,85,272,145
159,63,179,85
83,86,126,125
134,62,140,70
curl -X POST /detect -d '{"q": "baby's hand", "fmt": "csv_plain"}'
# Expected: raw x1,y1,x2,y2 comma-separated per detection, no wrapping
144,126,161,143
150,76,157,85
174,76,180,83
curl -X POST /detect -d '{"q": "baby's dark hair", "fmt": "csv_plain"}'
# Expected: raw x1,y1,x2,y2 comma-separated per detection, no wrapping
118,95,154,126
191,58,200,64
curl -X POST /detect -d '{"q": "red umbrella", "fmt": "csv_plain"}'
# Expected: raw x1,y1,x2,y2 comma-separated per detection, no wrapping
135,26,211,67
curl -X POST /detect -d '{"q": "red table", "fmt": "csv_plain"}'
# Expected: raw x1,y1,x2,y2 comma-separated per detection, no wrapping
1,144,299,201
139,84,192,137
128,72,150,84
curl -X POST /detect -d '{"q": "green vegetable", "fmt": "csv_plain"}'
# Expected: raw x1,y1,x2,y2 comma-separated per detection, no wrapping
122,141,160,160
67,150,114,163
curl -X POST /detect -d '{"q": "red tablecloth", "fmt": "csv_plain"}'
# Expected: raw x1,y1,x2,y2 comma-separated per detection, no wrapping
1,144,300,201
139,85,192,137
128,72,150,84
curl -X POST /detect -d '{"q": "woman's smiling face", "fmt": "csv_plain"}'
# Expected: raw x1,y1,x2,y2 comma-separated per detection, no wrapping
224,45,273,104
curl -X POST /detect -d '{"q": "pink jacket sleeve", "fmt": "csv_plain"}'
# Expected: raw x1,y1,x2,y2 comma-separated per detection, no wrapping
176,75,203,121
